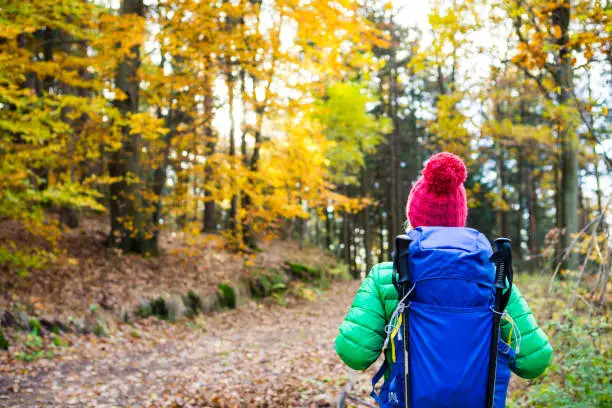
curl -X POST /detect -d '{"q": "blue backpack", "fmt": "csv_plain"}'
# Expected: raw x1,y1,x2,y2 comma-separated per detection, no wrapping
371,227,516,408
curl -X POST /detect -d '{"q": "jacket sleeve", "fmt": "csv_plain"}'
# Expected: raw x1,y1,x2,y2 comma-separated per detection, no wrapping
501,283,553,379
334,264,387,370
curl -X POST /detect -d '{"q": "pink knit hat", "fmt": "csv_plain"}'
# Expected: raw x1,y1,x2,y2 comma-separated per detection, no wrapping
406,152,468,228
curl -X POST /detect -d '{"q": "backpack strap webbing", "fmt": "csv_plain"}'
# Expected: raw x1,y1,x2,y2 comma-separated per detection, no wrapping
393,234,413,408
370,360,389,404
486,238,513,407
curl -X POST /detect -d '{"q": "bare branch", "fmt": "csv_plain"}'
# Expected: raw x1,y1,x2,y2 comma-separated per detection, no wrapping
511,61,554,100
569,223,597,309
600,255,610,310
570,87,612,169
549,196,611,293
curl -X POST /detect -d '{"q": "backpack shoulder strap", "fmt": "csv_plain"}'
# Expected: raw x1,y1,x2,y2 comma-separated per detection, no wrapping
392,234,412,293
490,238,514,311
486,237,514,408
392,234,412,408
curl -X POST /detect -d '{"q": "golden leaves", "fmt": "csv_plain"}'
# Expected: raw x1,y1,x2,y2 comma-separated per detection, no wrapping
128,113,167,140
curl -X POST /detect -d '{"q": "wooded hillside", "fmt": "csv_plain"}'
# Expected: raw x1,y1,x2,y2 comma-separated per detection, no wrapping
1,0,609,281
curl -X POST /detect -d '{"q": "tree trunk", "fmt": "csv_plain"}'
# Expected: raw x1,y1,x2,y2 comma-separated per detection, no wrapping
343,211,352,276
226,70,238,237
388,22,402,246
379,210,386,263
554,157,562,229
578,179,587,230
526,164,538,272
58,28,82,229
351,223,359,278
326,208,333,250
382,15,402,253
515,147,525,260
496,143,509,238
554,4,578,269
241,72,258,249
593,144,603,215
109,0,156,255
202,67,217,233
313,209,320,247
361,168,373,273
151,112,174,243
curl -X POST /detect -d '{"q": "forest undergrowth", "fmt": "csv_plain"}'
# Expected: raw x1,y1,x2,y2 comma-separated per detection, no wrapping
1,261,609,407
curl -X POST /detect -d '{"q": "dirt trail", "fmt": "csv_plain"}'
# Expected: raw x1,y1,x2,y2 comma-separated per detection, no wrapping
1,281,378,408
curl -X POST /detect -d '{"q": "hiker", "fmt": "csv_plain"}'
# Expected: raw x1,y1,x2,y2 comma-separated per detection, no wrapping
334,152,552,407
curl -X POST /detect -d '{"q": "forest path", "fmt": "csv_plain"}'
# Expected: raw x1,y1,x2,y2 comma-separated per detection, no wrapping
1,280,378,408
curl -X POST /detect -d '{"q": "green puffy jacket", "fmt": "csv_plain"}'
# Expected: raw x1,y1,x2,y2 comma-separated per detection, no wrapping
335,262,553,379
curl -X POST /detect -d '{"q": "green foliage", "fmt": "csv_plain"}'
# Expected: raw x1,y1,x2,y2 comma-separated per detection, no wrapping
217,284,237,309
271,292,287,306
286,262,339,290
0,244,56,277
135,302,153,319
514,311,611,407
248,264,342,304
287,263,322,282
0,329,9,350
507,275,610,407
315,83,387,185
93,322,108,337
51,335,69,348
135,297,170,320
15,329,47,362
183,291,202,317
328,264,351,281
288,281,319,302
28,318,41,334
150,298,170,320
249,269,288,299
89,304,100,315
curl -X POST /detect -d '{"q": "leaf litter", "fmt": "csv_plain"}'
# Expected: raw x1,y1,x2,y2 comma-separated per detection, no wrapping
1,280,383,408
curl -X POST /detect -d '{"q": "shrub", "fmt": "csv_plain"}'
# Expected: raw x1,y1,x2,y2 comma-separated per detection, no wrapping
508,275,610,408
217,284,236,309
286,262,322,282
15,329,45,361
135,297,170,320
135,302,153,318
51,335,69,348
28,318,41,334
93,322,108,337
0,329,8,350
249,269,288,299
183,291,202,317
516,310,611,407
150,297,170,320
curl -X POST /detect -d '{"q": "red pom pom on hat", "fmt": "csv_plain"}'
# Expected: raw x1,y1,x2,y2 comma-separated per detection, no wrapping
406,152,468,228
422,152,467,195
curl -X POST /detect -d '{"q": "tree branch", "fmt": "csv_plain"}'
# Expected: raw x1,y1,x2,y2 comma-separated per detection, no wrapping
570,87,612,169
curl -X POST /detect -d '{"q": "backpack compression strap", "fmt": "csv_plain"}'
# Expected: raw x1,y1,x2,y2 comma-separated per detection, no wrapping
486,238,513,408
393,235,412,408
